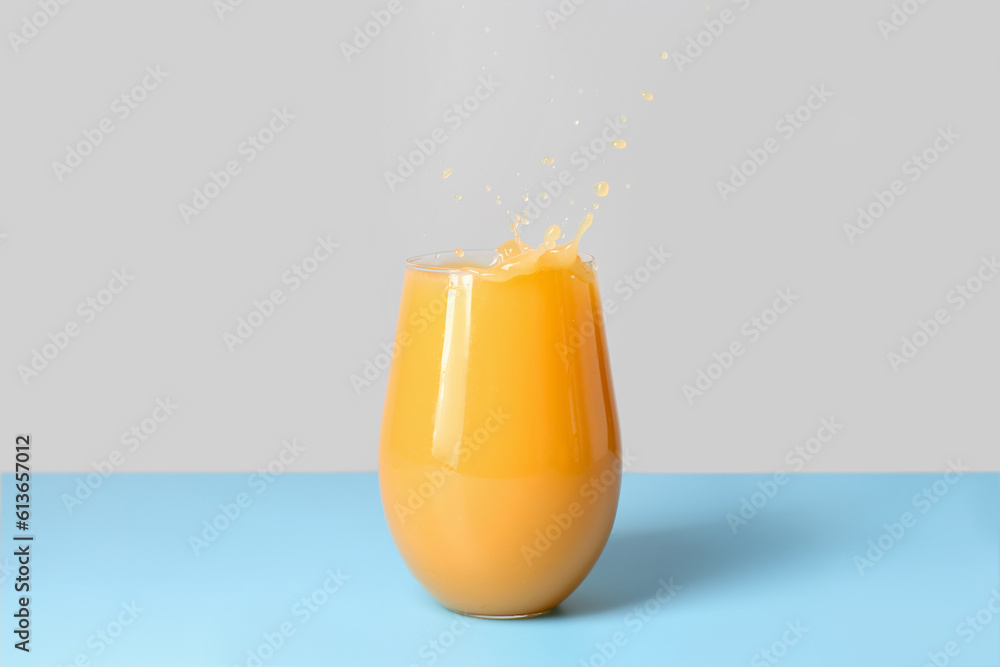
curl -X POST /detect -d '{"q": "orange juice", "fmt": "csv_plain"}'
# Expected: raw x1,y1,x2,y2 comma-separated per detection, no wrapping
378,217,622,618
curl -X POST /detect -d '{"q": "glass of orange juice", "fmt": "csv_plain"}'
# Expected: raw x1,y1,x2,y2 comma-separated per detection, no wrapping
378,220,622,618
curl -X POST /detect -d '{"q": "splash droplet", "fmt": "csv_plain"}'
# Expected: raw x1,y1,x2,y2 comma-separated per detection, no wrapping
641,90,653,101
620,114,627,123
660,51,669,60
522,194,530,201
574,120,580,126
592,202,600,209
485,184,492,192
454,194,462,200
594,181,610,197
539,193,549,201
612,139,626,149
441,168,453,179
454,248,464,257
541,156,554,165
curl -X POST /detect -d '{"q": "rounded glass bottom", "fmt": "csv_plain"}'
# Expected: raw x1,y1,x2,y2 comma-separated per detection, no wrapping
450,607,556,620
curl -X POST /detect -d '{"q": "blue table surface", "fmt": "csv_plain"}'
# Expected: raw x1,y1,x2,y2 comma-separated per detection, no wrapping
1,472,998,666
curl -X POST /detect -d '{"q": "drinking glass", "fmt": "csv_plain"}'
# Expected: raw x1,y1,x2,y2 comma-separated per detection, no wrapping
378,248,621,618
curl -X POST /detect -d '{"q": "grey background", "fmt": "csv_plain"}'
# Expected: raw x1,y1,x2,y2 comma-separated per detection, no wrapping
1,0,998,475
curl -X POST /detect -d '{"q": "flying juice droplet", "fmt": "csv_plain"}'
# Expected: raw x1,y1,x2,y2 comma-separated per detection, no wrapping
660,51,669,59
453,248,464,257
485,185,492,192
592,202,600,209
454,194,462,200
641,90,654,101
441,168,453,179
594,182,610,197
612,139,626,149
541,156,554,165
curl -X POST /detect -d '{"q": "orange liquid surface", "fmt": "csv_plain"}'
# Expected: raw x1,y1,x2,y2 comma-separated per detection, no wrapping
378,220,621,617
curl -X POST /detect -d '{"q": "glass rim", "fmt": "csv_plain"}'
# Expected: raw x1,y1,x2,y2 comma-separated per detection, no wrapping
405,248,596,273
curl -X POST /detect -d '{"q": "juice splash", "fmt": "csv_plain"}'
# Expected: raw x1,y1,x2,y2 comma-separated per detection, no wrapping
442,214,595,282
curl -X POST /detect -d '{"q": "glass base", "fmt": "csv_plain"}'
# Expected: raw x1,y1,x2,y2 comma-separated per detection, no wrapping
451,607,555,620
